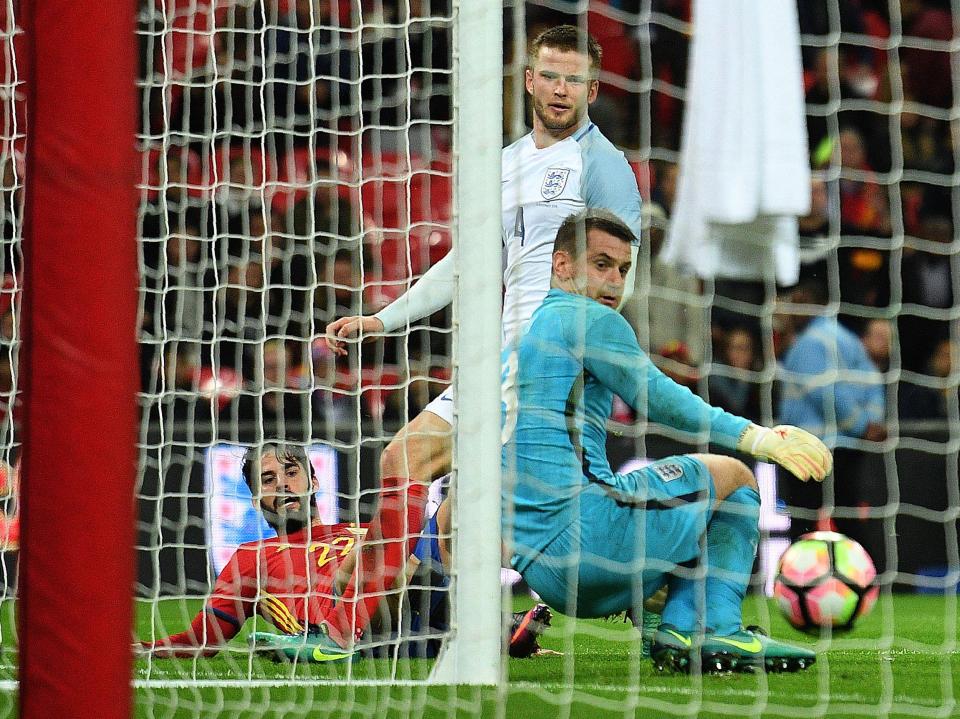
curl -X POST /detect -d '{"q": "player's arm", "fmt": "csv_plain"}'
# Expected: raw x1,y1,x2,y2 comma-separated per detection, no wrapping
136,550,249,658
325,252,455,356
136,607,242,658
583,312,831,481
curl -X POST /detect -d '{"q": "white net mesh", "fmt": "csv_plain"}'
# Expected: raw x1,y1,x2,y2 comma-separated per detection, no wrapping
0,0,957,715
132,0,465,691
503,0,958,716
0,0,21,701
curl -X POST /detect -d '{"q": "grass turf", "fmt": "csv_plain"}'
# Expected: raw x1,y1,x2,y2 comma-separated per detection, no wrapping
0,594,956,717
128,593,958,718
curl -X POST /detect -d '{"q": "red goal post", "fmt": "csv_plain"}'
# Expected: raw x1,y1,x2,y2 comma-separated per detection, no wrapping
19,1,138,717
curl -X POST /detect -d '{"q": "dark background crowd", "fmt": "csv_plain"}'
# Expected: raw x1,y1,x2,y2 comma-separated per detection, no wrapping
0,0,951,439
0,0,954,588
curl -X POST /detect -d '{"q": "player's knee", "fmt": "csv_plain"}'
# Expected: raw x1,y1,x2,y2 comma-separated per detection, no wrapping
380,434,420,478
729,457,758,493
696,454,757,500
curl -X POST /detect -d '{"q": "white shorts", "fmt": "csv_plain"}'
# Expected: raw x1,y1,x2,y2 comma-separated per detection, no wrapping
423,385,455,425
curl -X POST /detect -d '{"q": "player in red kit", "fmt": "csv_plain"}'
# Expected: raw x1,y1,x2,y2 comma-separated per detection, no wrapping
138,443,427,662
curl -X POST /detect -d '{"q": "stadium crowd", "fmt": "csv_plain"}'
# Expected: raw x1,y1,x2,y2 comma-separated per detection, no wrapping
0,0,954,444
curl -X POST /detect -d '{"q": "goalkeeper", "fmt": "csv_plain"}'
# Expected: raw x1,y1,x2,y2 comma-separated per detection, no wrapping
503,209,832,673
137,443,425,663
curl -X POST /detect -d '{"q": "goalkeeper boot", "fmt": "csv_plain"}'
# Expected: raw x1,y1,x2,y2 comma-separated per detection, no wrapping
509,603,552,658
250,625,354,664
651,625,720,674
701,625,815,673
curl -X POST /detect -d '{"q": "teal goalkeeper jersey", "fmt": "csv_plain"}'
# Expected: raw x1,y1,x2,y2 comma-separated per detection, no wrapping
501,289,750,573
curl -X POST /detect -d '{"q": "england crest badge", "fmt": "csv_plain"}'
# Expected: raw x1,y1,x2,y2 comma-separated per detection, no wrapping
540,167,570,200
652,462,684,483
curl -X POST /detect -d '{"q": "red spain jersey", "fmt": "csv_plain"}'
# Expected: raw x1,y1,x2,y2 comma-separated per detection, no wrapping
207,522,368,637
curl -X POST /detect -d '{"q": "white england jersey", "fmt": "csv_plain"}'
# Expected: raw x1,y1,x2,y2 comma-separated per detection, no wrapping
500,122,642,345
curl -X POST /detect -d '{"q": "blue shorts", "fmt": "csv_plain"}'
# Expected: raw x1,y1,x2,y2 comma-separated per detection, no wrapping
521,455,714,618
412,512,444,567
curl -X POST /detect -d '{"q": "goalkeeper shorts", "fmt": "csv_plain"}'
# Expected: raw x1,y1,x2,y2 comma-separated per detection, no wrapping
521,455,714,618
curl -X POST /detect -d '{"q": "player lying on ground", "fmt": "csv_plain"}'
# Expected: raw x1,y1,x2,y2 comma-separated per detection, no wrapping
502,208,832,672
136,448,544,662
136,443,426,663
323,22,642,564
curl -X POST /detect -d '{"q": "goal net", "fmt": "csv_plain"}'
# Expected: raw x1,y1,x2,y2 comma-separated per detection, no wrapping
131,0,501,694
1,0,959,716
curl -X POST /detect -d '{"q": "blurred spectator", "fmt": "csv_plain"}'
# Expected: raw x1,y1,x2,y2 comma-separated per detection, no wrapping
838,126,891,238
834,127,892,320
798,178,830,267
777,280,886,541
0,459,17,551
900,214,955,372
257,209,312,339
382,364,448,427
219,339,311,442
0,308,15,432
625,201,706,364
314,244,380,326
204,240,265,379
860,318,893,373
140,211,209,392
779,281,886,444
900,91,954,176
649,161,678,215
172,4,268,148
310,337,358,429
290,160,358,247
263,0,373,154
140,150,202,244
646,0,690,150
900,0,953,109
899,337,957,420
804,47,890,173
212,144,265,234
708,326,762,422
140,342,214,442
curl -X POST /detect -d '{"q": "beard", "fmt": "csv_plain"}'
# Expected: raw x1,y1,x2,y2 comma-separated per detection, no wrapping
532,95,581,133
260,493,316,535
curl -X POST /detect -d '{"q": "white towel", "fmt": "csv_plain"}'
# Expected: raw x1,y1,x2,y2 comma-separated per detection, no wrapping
662,0,810,285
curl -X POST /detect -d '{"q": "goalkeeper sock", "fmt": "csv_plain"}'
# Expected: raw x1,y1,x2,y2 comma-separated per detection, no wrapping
704,486,761,636
660,562,706,635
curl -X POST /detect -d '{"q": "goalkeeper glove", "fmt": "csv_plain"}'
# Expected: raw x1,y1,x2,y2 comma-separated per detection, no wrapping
737,424,833,482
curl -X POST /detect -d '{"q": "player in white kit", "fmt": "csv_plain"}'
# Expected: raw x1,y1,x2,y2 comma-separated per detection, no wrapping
326,26,641,495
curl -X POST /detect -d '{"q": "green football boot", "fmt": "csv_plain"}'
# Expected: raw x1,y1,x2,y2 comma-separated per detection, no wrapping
651,625,726,673
701,625,815,673
249,627,355,664
652,624,814,673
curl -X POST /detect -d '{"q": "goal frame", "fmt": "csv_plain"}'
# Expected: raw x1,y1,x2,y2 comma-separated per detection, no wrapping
19,0,138,716
429,0,504,686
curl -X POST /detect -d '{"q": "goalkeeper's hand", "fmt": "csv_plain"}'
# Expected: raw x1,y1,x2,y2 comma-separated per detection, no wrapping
737,424,833,482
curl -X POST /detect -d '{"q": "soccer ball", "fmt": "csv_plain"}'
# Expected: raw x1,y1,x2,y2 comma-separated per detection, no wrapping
774,531,879,633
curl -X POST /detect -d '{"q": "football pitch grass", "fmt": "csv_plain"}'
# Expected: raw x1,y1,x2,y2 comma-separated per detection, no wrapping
0,594,956,717
125,593,958,718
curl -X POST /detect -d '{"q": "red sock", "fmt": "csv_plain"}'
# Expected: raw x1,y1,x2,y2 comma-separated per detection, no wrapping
332,476,428,640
